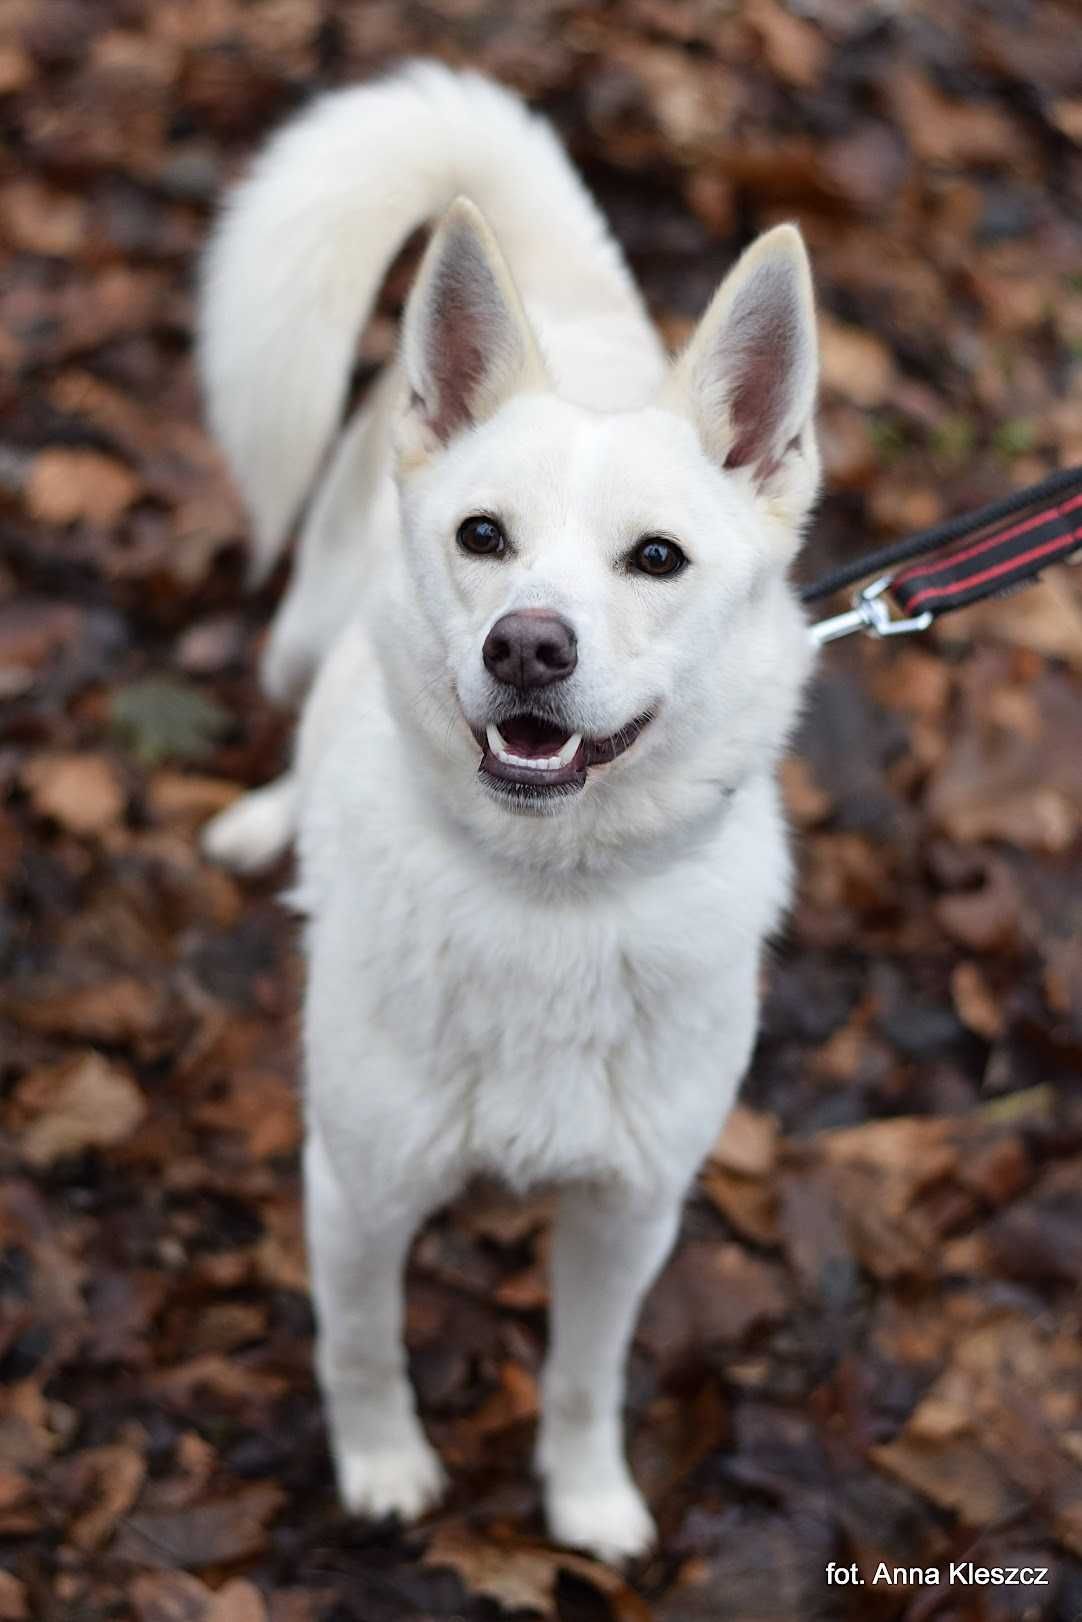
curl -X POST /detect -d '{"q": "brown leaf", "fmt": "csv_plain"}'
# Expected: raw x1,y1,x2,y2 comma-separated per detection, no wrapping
24,448,140,526
13,976,165,1043
638,1242,787,1368
886,69,1018,164
0,1572,27,1622
147,772,244,826
422,1530,563,1616
207,1580,268,1622
0,45,32,95
709,1104,778,1178
816,1117,958,1220
950,961,1004,1040
746,0,827,88
630,1381,728,1503
20,751,125,835
871,1432,1020,1526
1,180,87,255
700,1164,779,1246
0,600,81,680
194,1071,301,1161
778,755,833,827
778,1163,852,1302
129,1571,211,1622
9,1052,146,1167
423,1527,651,1618
151,1354,288,1407
462,1360,538,1437
112,1484,284,1570
67,1442,146,1550
818,316,895,408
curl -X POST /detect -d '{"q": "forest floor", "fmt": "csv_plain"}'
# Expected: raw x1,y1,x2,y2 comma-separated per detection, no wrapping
2,2,1082,1619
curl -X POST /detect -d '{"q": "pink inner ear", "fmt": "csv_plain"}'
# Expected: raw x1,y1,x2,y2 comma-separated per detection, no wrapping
718,269,799,479
425,255,490,442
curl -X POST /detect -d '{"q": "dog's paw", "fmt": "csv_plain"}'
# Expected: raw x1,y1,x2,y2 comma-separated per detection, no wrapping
544,1478,656,1566
337,1439,447,1523
201,778,295,874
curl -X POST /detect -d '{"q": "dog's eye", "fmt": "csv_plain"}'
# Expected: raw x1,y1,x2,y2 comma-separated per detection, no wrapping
457,516,507,557
629,537,687,577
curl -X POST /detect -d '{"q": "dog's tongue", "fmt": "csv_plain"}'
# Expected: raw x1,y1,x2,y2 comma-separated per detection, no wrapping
498,714,572,760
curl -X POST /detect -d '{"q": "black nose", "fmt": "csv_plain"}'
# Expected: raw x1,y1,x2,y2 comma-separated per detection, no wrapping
482,610,578,690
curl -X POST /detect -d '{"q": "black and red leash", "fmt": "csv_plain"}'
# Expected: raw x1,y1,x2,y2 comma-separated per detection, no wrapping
804,463,1082,646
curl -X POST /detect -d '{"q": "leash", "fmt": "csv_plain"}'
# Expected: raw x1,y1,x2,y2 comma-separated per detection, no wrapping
804,464,1082,646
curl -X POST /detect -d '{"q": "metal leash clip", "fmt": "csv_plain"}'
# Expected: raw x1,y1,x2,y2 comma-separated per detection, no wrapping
809,574,934,647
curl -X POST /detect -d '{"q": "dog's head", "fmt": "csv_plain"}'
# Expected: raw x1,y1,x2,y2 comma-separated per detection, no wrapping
388,199,819,861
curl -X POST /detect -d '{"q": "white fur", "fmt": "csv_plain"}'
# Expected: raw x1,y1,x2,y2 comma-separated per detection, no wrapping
198,61,820,1563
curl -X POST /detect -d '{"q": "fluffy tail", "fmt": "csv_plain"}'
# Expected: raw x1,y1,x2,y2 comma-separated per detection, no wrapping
199,61,634,580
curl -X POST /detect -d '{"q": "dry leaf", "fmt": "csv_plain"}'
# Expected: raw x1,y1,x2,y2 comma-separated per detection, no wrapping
68,1443,146,1549
1,180,87,255
112,1485,284,1570
21,752,125,835
14,976,165,1044
818,316,895,408
147,773,244,825
423,1527,651,1618
129,1571,211,1622
710,1104,779,1178
207,1580,268,1622
950,961,1003,1040
10,1052,146,1167
25,449,140,526
0,1572,27,1622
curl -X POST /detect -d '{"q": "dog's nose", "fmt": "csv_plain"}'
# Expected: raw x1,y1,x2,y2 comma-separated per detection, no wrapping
482,610,578,690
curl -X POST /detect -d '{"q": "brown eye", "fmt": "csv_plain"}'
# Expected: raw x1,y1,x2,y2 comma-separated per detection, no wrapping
457,516,507,557
629,536,688,577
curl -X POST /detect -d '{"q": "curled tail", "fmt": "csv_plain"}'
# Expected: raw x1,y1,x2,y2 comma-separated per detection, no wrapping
199,61,636,579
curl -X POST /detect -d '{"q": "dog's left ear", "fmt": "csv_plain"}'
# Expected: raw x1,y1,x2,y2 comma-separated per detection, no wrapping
399,196,548,461
663,224,820,530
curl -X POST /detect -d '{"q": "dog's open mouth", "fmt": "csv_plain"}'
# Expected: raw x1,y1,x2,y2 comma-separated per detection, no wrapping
475,710,653,801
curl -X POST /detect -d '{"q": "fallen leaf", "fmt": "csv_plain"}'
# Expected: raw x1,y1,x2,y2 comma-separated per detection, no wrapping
9,1052,146,1167
0,1573,27,1622
462,1360,538,1436
129,1571,211,1622
207,1580,268,1622
194,1071,301,1161
746,0,828,87
147,772,244,825
709,1104,778,1178
24,448,139,526
13,976,165,1044
872,1432,1020,1528
950,960,1004,1039
112,1485,284,1570
67,1442,146,1549
638,1242,787,1368
423,1527,651,1618
818,315,895,408
1,180,87,255
20,752,125,835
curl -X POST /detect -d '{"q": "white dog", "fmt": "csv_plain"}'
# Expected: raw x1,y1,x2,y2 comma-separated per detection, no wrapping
198,61,820,1563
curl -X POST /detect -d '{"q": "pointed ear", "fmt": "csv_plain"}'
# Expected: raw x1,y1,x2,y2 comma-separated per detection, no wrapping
663,224,820,524
399,196,548,456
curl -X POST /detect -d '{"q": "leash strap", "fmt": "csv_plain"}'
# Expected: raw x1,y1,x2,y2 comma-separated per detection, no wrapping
806,465,1082,647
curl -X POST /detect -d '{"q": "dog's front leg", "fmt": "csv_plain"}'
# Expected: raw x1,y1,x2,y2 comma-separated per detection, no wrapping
304,1126,448,1522
538,1181,682,1563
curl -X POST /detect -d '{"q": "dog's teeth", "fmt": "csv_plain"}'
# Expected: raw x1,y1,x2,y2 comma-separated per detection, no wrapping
485,724,582,772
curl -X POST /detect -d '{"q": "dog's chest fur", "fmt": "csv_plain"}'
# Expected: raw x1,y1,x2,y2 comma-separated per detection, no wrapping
298,701,782,1195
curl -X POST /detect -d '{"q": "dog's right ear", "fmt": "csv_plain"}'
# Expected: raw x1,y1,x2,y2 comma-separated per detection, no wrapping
398,197,548,461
